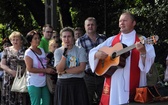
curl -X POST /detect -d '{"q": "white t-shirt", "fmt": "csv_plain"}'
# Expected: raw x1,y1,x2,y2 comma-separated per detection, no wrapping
24,48,47,87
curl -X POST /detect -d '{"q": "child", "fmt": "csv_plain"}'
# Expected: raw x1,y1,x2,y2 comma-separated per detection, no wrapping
49,39,59,54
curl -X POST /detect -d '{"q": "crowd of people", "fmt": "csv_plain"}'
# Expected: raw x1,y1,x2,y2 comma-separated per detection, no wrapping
0,11,167,105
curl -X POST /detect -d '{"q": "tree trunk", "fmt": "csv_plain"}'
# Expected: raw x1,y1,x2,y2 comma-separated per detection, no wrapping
58,0,73,28
25,0,45,27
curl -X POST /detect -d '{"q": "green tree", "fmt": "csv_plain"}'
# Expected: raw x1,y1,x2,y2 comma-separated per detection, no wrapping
0,0,44,37
0,0,168,75
128,0,168,79
129,0,168,66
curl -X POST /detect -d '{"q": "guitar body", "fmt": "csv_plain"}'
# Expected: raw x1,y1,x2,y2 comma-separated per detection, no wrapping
95,43,130,76
95,35,159,76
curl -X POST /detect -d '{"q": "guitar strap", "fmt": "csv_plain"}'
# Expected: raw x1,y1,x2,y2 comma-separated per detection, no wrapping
99,33,140,105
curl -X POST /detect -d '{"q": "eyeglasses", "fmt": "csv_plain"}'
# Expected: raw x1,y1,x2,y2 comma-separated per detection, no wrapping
46,31,53,34
3,43,11,47
52,35,59,39
52,36,57,38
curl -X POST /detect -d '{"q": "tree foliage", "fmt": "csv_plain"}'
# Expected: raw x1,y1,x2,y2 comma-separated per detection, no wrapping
0,0,168,71
0,0,44,37
129,0,168,66
70,0,155,36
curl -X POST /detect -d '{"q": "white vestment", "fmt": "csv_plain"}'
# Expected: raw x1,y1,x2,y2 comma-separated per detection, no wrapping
89,30,155,105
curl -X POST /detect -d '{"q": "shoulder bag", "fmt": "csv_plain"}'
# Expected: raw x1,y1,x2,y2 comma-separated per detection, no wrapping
134,86,161,103
11,65,28,93
30,49,56,94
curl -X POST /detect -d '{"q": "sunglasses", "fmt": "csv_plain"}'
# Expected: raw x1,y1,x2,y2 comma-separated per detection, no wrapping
3,43,11,47
52,35,59,39
46,31,53,34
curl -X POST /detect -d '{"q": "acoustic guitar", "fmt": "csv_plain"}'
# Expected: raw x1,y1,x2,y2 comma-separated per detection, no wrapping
95,35,159,76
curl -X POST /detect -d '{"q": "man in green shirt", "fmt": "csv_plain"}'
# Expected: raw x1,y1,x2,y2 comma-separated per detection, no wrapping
39,24,53,53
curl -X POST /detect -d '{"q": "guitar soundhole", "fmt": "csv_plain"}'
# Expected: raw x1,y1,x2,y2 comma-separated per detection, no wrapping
111,52,116,59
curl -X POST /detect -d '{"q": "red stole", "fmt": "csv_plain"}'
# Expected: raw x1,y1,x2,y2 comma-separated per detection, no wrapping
99,33,140,105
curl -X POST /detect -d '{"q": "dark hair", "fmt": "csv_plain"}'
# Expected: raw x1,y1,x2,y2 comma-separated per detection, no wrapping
42,24,53,32
75,27,83,31
60,27,74,37
121,11,135,21
26,30,41,46
2,37,11,45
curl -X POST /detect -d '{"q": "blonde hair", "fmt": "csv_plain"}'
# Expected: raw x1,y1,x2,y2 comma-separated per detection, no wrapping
49,39,59,52
49,39,57,46
9,31,22,41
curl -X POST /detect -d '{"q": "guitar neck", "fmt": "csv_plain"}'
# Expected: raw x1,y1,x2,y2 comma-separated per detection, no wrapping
116,44,136,56
114,35,159,57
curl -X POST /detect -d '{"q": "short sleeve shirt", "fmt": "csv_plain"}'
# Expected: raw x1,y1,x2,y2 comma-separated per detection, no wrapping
24,48,47,87
54,45,87,79
38,36,49,53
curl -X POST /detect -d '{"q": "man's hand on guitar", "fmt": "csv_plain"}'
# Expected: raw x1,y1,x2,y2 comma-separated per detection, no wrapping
95,50,108,60
135,42,146,54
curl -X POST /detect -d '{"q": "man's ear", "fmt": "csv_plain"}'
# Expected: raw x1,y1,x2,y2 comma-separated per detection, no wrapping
42,31,45,36
133,20,136,27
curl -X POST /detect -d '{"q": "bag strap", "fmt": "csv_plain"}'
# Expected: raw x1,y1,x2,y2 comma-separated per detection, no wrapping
16,65,21,78
30,48,45,69
16,65,26,78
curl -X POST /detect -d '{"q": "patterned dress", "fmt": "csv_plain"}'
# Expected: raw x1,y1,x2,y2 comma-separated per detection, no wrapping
1,46,30,105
